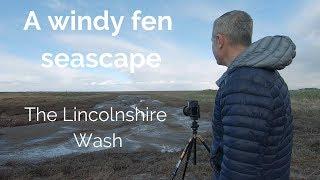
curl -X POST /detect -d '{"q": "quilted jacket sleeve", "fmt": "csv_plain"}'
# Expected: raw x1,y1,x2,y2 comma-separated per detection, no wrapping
218,69,275,180
211,90,223,170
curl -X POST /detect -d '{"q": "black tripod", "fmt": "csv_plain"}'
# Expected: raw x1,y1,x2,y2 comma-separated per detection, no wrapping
171,119,211,179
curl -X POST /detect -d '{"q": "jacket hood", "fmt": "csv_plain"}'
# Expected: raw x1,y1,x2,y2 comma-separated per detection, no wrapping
229,35,296,70
216,36,296,87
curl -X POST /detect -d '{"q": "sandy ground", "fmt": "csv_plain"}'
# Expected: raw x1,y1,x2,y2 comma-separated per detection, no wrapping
0,90,319,179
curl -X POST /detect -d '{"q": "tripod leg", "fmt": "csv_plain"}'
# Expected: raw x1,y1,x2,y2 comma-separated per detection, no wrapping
182,137,194,180
197,135,211,153
193,135,197,165
171,137,193,180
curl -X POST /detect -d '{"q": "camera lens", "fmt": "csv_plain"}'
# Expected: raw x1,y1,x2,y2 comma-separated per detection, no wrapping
183,106,190,116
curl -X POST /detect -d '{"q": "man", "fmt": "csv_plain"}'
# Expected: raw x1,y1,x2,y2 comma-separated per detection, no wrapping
210,10,296,180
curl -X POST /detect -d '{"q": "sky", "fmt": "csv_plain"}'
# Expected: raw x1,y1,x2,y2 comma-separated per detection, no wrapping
0,0,319,91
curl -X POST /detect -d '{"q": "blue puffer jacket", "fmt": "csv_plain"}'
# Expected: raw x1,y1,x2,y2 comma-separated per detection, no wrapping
211,36,296,180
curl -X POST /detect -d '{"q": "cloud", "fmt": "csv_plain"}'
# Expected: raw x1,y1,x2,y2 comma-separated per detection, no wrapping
44,0,88,12
3,1,320,91
127,35,225,90
178,1,320,90
45,0,70,11
0,51,128,91
52,33,224,91
182,3,225,23
54,34,149,53
289,1,320,46
0,32,222,91
279,1,320,89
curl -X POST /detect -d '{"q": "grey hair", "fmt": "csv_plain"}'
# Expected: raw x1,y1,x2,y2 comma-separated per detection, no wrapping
213,10,253,47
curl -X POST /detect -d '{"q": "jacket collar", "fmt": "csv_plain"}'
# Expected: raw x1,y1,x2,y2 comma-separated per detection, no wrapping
216,71,228,88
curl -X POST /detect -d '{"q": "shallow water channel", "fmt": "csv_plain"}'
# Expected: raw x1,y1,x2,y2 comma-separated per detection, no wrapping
0,95,211,165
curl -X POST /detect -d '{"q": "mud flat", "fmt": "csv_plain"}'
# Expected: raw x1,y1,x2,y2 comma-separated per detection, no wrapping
0,90,319,179
0,95,211,166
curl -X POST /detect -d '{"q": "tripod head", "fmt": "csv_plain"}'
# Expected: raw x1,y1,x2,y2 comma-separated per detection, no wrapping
191,120,199,135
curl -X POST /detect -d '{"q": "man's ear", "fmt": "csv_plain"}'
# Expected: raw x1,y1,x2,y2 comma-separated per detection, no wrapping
216,34,224,49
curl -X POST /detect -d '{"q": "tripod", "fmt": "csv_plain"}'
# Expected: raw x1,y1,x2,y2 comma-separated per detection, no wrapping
171,119,211,180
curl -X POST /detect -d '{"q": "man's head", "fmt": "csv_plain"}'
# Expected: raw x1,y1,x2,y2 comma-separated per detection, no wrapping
212,10,253,66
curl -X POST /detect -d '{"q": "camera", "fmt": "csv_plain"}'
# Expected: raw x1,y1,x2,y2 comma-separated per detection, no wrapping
183,100,200,120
